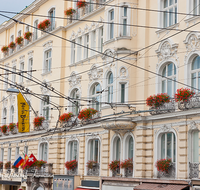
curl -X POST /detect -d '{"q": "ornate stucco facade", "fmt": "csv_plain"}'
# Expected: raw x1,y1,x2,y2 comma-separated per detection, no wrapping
0,0,200,190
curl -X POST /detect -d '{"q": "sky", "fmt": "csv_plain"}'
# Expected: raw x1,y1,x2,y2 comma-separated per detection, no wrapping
0,0,35,25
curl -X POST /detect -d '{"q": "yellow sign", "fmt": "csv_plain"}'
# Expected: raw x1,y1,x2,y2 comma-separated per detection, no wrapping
17,93,29,133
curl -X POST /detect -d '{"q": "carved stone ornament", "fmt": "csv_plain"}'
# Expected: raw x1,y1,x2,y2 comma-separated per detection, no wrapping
68,72,82,87
43,40,53,49
161,124,171,132
28,50,34,57
120,67,127,79
156,40,178,63
88,65,103,81
189,121,198,131
2,96,8,107
102,121,136,135
102,49,116,66
9,94,15,105
40,80,51,95
19,55,25,62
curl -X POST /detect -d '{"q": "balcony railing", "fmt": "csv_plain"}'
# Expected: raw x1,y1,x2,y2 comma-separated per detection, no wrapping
124,167,133,177
34,120,49,131
87,163,99,176
157,162,175,179
67,0,106,25
150,95,200,115
189,162,199,179
67,168,77,175
112,166,120,177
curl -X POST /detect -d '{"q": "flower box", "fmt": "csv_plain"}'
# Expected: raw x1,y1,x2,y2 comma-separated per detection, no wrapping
65,160,78,171
77,0,87,8
78,108,98,120
1,125,8,135
59,112,73,122
8,42,16,49
1,46,8,53
8,123,17,133
155,158,172,173
146,93,170,108
33,116,45,129
121,158,133,177
0,162,3,169
15,36,24,45
87,160,99,176
5,161,11,169
175,88,195,102
109,160,120,177
24,32,32,41
65,8,76,16
38,19,51,30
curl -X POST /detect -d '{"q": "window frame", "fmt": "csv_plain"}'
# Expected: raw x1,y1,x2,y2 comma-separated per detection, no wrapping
91,30,96,56
43,49,52,73
19,62,24,83
77,36,82,62
85,33,89,59
10,106,14,123
70,89,80,115
34,20,38,40
71,40,76,64
88,139,100,163
99,27,103,53
48,8,56,31
41,95,50,120
15,147,19,159
2,108,7,125
7,147,12,161
0,148,4,162
69,141,78,161
39,142,48,162
90,83,102,111
108,9,114,39
107,72,114,103
28,58,33,79
113,136,121,161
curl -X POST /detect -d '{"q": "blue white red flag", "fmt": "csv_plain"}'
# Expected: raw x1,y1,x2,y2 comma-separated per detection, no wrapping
13,155,24,168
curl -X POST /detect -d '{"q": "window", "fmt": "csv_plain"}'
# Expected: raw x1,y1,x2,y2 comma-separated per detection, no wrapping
15,147,19,159
39,143,48,161
71,89,79,115
10,35,14,53
122,7,128,36
161,63,176,97
91,30,96,56
192,131,199,162
12,66,16,85
4,68,8,90
113,137,121,160
120,83,125,103
28,58,33,79
99,27,103,53
44,49,52,73
69,141,78,160
42,96,50,120
88,0,94,13
91,83,101,111
191,56,200,92
160,133,176,162
26,26,30,45
193,0,200,15
2,108,7,125
18,30,21,37
49,8,55,31
19,62,24,83
71,40,76,64
77,37,82,62
34,20,38,40
89,139,100,162
10,106,14,123
7,148,11,161
162,0,177,27
108,72,113,103
128,137,134,159
17,30,22,49
109,10,114,39
24,146,28,155
0,148,4,162
85,34,89,59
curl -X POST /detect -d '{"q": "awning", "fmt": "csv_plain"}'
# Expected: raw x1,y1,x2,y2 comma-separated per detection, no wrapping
134,183,189,190
0,180,21,185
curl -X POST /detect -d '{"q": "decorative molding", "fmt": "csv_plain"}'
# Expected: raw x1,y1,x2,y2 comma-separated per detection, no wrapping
119,67,127,79
189,121,198,131
43,40,53,49
88,65,103,81
102,49,116,67
2,96,8,107
19,55,25,63
161,124,172,132
28,50,34,57
40,80,52,95
68,72,82,87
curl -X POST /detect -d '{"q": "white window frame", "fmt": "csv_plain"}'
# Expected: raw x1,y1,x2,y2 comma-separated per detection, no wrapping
48,8,56,31
15,147,19,159
90,83,101,111
7,148,12,161
4,66,8,90
10,35,14,54
19,62,24,83
25,26,30,45
91,30,96,56
12,66,16,85
70,89,80,115
43,49,52,73
41,95,50,121
0,148,4,162
71,40,76,64
69,141,78,160
77,37,82,62
99,27,103,53
28,58,33,79
33,20,38,41
84,34,89,59
88,139,100,163
108,9,114,40
10,106,14,123
2,108,7,125
107,72,114,103
39,142,48,162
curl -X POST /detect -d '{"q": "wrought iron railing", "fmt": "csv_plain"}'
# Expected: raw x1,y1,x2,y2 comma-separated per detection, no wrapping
67,167,77,175
112,166,120,177
189,162,199,179
34,120,49,131
157,162,175,178
87,163,99,176
124,167,133,177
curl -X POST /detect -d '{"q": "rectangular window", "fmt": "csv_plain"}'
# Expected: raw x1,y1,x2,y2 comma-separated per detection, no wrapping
42,96,50,120
109,10,114,39
15,147,19,159
26,26,30,45
121,84,125,103
193,0,200,15
85,34,89,58
8,148,11,161
49,9,55,31
34,20,38,40
77,37,82,62
19,62,24,83
70,141,78,160
18,30,21,37
28,58,33,79
192,131,199,162
99,27,103,52
0,148,4,162
122,7,127,36
24,146,28,155
4,67,8,90
91,30,96,56
41,143,48,161
12,66,16,87
71,40,76,64
44,49,52,73
10,35,14,54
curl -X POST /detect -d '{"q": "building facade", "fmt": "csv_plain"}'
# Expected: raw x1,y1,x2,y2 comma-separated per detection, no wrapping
0,0,199,190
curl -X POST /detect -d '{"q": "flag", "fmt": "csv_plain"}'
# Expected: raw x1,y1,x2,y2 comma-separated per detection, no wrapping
13,155,24,168
24,153,37,168
22,154,28,169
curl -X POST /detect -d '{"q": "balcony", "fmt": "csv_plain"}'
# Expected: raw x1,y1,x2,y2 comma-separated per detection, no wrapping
67,0,105,25
189,162,199,179
67,168,77,175
34,120,49,131
157,162,175,179
87,163,99,176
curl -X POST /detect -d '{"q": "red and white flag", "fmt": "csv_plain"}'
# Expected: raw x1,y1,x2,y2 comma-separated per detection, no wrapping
24,153,37,167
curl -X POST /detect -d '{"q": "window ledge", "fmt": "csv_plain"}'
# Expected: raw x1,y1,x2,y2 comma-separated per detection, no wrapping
41,71,52,76
116,36,132,41
155,23,179,36
103,38,115,46
184,16,200,24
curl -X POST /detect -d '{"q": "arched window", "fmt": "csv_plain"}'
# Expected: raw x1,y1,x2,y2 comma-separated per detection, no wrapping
39,143,48,161
48,8,55,31
71,89,79,115
2,108,7,125
160,133,176,162
69,141,78,160
108,72,113,103
113,136,121,160
191,56,200,92
89,139,100,163
10,106,14,123
91,83,101,111
191,130,199,163
161,62,176,97
128,136,133,159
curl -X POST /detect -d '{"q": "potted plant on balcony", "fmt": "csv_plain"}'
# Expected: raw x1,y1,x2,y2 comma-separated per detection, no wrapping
8,42,16,50
77,0,87,8
109,160,120,177
5,161,11,169
12,164,18,173
155,158,172,174
33,116,45,129
24,31,32,41
65,8,76,16
65,160,78,175
1,125,8,135
59,112,73,123
38,19,51,31
0,162,3,170
1,46,8,54
8,123,17,133
78,108,98,120
15,36,24,45
146,93,170,108
120,158,133,177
